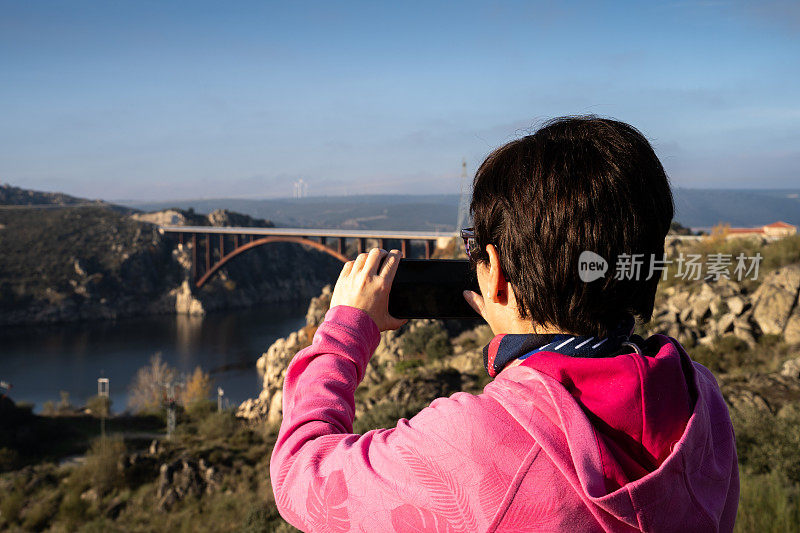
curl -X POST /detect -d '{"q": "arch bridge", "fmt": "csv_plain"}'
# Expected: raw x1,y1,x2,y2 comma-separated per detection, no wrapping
158,226,457,288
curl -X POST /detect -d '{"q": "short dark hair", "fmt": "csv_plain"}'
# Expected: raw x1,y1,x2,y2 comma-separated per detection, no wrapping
470,116,673,337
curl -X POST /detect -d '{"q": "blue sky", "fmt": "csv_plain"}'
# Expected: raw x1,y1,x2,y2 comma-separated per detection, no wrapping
1,0,798,200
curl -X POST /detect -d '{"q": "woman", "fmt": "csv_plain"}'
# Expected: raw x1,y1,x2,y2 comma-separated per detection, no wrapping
270,116,739,532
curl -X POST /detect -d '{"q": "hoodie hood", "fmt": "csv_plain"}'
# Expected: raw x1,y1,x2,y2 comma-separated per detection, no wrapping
485,335,739,531
517,334,694,492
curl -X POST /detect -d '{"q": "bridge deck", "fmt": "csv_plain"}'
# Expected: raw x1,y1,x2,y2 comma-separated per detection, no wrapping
158,225,457,240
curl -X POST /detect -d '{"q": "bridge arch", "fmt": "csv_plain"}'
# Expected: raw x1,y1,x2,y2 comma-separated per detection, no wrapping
195,235,348,288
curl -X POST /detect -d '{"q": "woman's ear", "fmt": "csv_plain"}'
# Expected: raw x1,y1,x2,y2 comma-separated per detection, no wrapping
485,244,508,304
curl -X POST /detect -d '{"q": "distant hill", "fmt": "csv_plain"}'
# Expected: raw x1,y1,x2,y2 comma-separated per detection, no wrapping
672,189,800,229
120,188,800,231
0,183,136,214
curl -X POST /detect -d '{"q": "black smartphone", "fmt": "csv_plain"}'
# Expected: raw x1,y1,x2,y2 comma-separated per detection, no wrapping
388,259,481,319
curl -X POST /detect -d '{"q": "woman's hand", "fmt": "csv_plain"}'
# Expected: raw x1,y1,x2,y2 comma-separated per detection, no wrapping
329,248,407,332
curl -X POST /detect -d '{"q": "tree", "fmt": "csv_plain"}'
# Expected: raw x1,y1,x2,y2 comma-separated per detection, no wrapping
182,366,212,408
128,352,177,414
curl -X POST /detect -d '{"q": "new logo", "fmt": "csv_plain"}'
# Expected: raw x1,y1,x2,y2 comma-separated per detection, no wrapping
578,251,608,282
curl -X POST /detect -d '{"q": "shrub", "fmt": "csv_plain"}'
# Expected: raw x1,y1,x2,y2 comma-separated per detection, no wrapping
196,411,240,443
0,447,20,472
42,400,56,416
395,359,424,373
733,401,800,485
86,395,111,418
58,489,89,528
0,489,24,525
75,436,127,495
353,400,427,433
401,322,453,360
238,504,291,533
21,495,59,531
182,366,212,409
736,470,800,533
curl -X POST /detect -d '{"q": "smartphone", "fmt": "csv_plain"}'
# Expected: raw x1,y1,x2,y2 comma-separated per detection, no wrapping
388,259,481,319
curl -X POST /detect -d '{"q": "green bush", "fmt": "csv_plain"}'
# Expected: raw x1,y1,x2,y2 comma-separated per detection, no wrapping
58,488,89,527
0,489,24,525
238,503,299,533
395,359,424,373
736,470,800,533
353,400,427,433
42,400,57,416
401,322,453,360
86,395,111,417
733,402,800,484
74,436,127,495
196,411,240,443
21,494,59,531
185,398,217,420
0,446,20,472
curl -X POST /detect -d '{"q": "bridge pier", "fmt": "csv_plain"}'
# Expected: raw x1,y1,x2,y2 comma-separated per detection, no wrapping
191,234,197,282
205,233,211,274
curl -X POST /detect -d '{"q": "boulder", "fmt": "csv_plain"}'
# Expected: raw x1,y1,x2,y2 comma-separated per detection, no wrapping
156,456,216,511
751,265,800,335
305,285,332,327
727,296,747,316
785,314,800,345
781,358,800,380
174,280,205,316
714,313,736,336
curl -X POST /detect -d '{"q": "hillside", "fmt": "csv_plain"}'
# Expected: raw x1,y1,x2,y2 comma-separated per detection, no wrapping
0,184,135,215
0,188,341,326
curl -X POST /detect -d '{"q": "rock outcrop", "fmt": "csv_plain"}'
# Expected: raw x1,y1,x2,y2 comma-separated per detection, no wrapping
644,265,800,349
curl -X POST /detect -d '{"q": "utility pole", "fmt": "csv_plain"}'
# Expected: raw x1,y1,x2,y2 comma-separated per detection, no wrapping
97,378,109,439
163,381,183,440
456,159,470,257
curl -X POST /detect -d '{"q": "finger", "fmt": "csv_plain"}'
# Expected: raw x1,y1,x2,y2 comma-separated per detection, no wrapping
378,249,401,279
364,248,387,276
463,290,486,318
339,260,354,279
352,252,369,274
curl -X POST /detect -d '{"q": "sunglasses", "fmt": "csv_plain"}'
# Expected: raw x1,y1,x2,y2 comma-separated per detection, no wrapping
460,227,479,260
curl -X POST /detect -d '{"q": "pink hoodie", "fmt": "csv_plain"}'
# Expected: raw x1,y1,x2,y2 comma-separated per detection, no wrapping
271,306,739,532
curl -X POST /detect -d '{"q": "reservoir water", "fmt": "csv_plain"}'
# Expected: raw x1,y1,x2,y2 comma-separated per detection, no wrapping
0,302,308,413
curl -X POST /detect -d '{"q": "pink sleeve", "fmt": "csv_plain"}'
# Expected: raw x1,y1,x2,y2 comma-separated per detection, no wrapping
269,305,521,532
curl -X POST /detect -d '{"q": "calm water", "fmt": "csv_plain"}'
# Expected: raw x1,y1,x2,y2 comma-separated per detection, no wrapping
0,303,307,413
